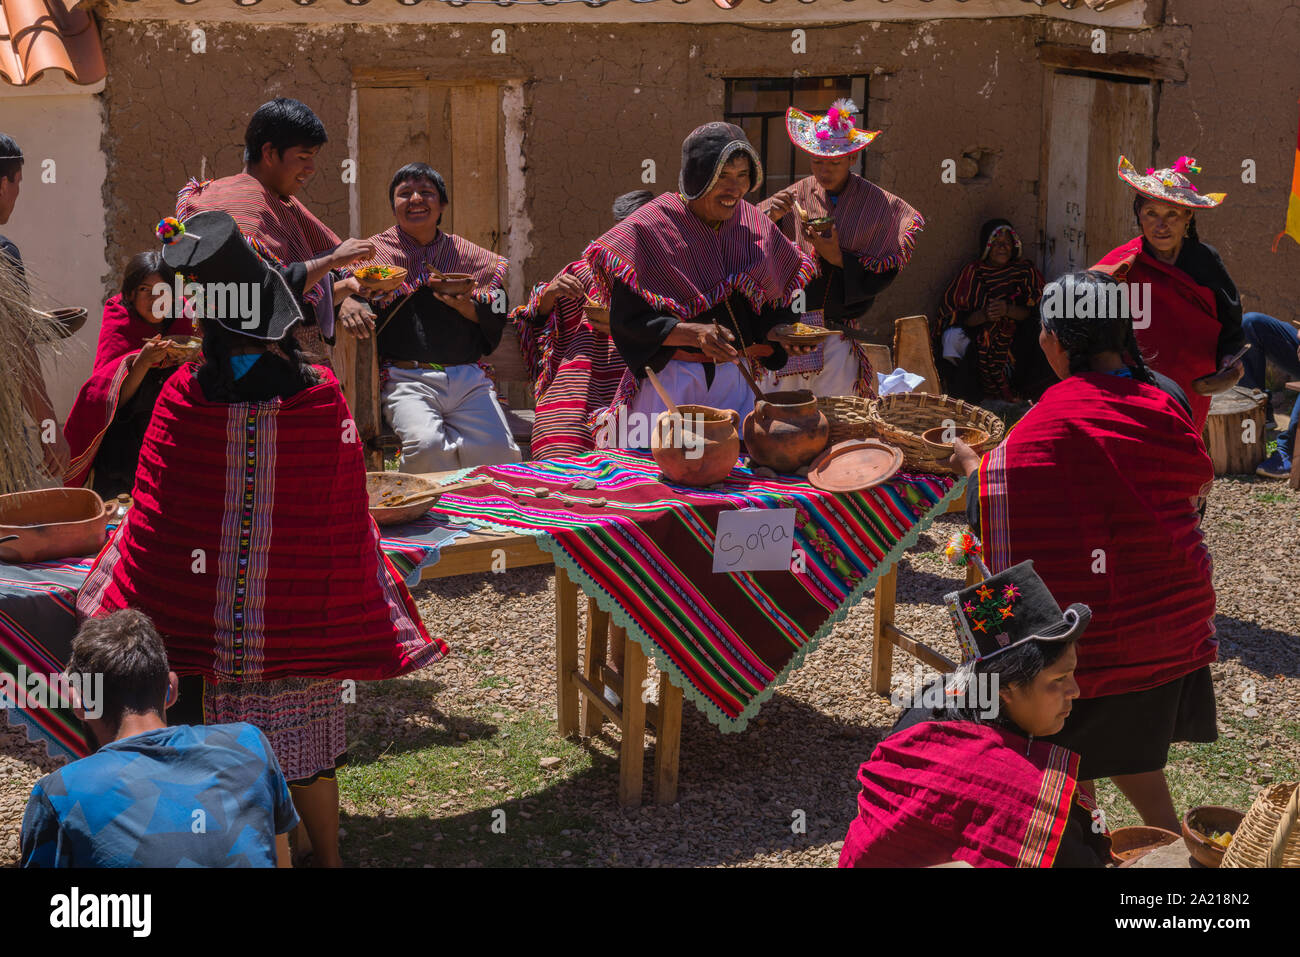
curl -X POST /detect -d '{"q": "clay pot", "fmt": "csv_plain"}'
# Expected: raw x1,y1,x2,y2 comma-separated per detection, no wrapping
0,488,113,563
743,390,830,473
651,404,740,486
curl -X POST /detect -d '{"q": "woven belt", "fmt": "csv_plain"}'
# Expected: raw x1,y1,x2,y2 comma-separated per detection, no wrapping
670,344,774,364
389,359,446,371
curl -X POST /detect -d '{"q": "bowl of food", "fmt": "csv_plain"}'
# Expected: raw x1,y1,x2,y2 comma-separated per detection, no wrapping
582,300,611,334
42,307,89,339
427,273,475,295
1182,806,1244,868
352,264,408,294
164,335,203,364
805,215,835,234
1109,826,1182,866
920,425,991,453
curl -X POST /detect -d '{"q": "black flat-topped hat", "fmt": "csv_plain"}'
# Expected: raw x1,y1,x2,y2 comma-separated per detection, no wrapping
944,560,1091,663
160,210,304,341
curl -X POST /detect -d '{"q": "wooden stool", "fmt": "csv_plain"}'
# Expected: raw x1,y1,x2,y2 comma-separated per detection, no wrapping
1202,386,1268,476
893,315,942,396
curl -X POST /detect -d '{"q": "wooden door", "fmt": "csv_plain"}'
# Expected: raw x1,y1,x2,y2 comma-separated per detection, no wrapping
1043,72,1153,278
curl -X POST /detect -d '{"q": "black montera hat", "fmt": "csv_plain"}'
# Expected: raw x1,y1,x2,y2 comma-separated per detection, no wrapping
679,122,763,201
944,560,1090,664
160,210,304,341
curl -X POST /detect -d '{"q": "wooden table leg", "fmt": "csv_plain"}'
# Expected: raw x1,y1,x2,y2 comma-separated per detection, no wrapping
555,566,580,736
870,564,897,696
966,560,983,586
581,597,609,736
653,672,683,805
618,629,647,808
610,624,625,674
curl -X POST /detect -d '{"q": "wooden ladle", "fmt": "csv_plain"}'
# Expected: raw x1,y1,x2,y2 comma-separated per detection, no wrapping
644,366,680,417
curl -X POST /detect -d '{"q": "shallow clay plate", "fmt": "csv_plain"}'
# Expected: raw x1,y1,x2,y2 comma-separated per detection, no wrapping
770,323,836,346
920,425,991,453
352,264,408,294
807,439,903,493
428,273,475,295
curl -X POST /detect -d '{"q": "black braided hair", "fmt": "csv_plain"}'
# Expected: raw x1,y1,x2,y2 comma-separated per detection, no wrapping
1040,270,1157,385
1132,192,1199,244
196,320,313,402
917,636,1077,727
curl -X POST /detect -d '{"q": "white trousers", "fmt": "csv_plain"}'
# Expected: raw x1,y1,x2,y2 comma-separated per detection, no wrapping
382,364,522,473
617,360,754,449
757,333,860,397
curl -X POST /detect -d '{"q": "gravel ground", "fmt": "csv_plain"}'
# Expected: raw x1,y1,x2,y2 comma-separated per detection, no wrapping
1,477,1296,867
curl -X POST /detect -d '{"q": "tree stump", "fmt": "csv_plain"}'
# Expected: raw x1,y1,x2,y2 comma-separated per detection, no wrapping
1202,386,1268,476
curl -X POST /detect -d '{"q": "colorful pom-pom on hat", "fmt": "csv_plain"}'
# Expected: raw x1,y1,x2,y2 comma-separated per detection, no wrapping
156,216,189,245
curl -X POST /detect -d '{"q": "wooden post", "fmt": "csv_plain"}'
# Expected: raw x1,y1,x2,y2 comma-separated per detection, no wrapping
581,597,609,736
618,629,647,808
653,672,683,805
870,566,897,695
554,567,579,736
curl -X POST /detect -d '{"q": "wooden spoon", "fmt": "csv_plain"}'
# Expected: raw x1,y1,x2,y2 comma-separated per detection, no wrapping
732,353,766,403
644,366,680,417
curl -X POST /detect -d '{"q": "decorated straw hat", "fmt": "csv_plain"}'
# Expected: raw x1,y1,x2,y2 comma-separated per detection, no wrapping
1117,155,1226,209
785,99,880,158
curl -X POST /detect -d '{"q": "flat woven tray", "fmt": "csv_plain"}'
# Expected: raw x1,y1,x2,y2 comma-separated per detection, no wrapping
863,393,1004,475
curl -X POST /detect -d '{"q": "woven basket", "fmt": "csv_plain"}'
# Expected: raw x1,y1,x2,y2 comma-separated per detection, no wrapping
1220,782,1300,868
817,395,877,445
863,393,1005,475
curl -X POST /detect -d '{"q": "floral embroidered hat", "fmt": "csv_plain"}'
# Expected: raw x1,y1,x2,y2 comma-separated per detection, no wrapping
944,559,1091,664
1117,154,1226,209
785,99,880,158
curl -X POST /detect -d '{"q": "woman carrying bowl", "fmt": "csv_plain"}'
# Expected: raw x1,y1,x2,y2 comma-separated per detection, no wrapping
1093,156,1245,431
950,270,1216,833
584,122,817,443
349,162,520,472
63,251,194,498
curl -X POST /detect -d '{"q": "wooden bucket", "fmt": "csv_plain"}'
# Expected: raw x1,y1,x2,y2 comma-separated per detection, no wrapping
1202,386,1268,476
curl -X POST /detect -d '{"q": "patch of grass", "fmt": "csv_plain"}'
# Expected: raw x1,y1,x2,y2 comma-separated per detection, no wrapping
1254,489,1290,504
1094,714,1300,831
477,675,510,689
339,705,597,866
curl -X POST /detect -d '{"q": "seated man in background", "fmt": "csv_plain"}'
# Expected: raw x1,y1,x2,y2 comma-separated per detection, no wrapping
1240,310,1300,478
20,609,299,868
351,163,519,471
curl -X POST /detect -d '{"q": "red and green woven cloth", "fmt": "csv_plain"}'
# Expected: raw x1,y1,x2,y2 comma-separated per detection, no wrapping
430,450,962,732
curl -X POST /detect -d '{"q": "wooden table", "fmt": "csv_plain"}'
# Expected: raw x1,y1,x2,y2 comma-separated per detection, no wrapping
418,476,975,808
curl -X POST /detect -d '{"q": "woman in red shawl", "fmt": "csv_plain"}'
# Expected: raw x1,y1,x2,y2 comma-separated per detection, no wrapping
63,252,194,497
510,190,652,458
951,270,1216,833
937,219,1053,404
1093,156,1245,431
840,561,1110,868
78,211,447,867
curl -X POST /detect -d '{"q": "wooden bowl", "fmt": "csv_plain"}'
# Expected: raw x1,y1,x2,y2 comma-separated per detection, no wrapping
1182,805,1245,868
920,425,991,452
164,335,203,363
0,488,113,563
352,265,408,294
1109,826,1181,866
428,273,475,295
582,300,611,334
45,307,88,339
804,216,835,234
366,472,442,526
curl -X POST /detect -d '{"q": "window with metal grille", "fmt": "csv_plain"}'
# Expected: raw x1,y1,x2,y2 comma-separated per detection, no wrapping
724,75,868,201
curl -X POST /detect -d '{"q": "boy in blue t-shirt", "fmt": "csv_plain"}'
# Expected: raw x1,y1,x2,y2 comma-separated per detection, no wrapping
20,609,299,867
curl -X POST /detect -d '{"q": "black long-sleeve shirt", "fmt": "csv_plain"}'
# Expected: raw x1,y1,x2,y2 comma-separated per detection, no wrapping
802,255,898,329
610,280,793,379
376,287,506,366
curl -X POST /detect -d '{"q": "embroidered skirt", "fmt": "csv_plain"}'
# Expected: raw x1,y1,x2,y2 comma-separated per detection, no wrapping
203,677,347,783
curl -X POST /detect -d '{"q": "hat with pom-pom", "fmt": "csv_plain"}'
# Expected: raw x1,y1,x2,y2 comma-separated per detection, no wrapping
785,100,880,158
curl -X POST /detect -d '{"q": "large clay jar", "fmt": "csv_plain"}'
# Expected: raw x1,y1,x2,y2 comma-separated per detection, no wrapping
651,404,741,486
743,389,831,473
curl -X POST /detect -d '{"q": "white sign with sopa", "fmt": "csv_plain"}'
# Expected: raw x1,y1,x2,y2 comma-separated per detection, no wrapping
712,508,797,573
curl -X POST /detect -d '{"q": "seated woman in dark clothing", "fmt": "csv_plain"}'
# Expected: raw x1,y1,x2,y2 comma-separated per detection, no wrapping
63,252,193,496
950,270,1215,834
937,219,1054,405
840,560,1111,868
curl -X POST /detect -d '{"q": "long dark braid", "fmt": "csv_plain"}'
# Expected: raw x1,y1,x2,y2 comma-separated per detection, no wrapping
1040,270,1156,385
197,320,314,402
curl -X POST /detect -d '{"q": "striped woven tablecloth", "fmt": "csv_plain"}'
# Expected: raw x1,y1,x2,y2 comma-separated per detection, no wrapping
429,450,963,732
